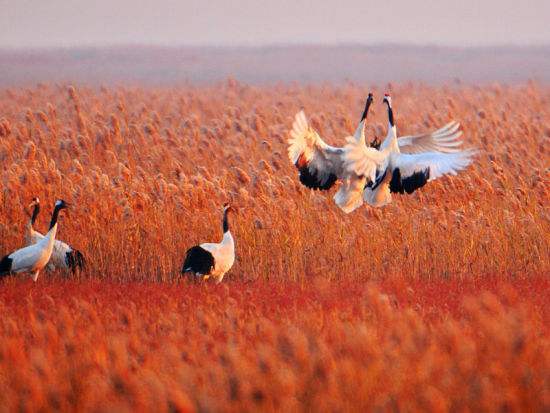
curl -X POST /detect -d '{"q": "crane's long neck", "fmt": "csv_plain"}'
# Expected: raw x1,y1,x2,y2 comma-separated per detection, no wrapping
221,209,234,247
360,96,372,123
42,220,59,253
223,209,230,234
26,204,40,243
387,103,394,129
354,96,373,142
44,223,58,247
48,204,63,232
39,203,63,255
384,100,399,152
39,225,57,262
31,204,40,227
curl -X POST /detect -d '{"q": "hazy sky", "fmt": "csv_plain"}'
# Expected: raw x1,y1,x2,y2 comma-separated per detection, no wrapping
1,0,549,48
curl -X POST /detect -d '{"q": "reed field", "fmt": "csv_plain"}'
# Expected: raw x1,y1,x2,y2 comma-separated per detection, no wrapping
0,82,548,411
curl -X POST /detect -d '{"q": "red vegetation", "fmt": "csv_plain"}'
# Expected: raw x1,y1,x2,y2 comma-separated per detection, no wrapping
0,278,548,411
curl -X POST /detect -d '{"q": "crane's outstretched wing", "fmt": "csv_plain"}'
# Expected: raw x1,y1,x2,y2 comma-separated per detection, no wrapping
397,121,464,154
288,111,344,190
389,150,476,194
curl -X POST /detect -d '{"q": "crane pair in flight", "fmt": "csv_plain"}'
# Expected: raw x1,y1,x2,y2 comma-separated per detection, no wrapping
288,93,476,213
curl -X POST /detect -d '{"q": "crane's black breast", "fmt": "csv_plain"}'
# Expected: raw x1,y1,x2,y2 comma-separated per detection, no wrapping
0,255,13,276
390,168,430,194
182,246,215,275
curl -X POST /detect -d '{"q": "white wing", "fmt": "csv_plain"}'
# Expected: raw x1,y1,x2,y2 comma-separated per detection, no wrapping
393,149,477,181
342,136,388,184
9,244,43,272
288,110,344,190
397,121,464,154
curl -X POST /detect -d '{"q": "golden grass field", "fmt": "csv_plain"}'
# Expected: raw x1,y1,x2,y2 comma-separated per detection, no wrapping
0,82,548,411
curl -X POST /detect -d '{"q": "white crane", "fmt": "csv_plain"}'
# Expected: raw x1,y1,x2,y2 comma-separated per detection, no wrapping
288,93,468,213
0,199,69,281
288,94,380,213
26,197,85,274
181,204,235,283
343,94,476,207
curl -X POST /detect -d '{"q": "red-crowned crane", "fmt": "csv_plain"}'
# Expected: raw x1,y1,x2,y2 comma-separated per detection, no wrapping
181,203,235,283
343,94,476,207
0,200,69,281
26,197,85,274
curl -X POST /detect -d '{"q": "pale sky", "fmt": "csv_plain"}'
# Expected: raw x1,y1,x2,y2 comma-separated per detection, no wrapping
1,0,549,48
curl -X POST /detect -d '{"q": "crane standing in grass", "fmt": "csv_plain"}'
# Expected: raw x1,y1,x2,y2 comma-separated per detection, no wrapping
181,203,236,283
0,199,69,281
26,197,85,274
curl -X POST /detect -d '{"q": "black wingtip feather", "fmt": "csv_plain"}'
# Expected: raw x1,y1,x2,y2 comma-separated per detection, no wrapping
0,255,13,277
390,168,430,194
182,246,215,276
298,165,337,191
66,250,85,273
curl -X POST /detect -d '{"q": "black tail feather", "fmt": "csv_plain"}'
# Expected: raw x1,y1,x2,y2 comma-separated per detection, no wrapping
66,250,85,273
0,255,13,277
182,246,214,276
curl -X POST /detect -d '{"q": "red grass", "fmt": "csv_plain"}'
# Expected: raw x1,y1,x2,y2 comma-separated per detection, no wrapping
0,278,548,411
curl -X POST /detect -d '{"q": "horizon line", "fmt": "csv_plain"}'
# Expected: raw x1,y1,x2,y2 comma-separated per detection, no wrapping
1,41,550,53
